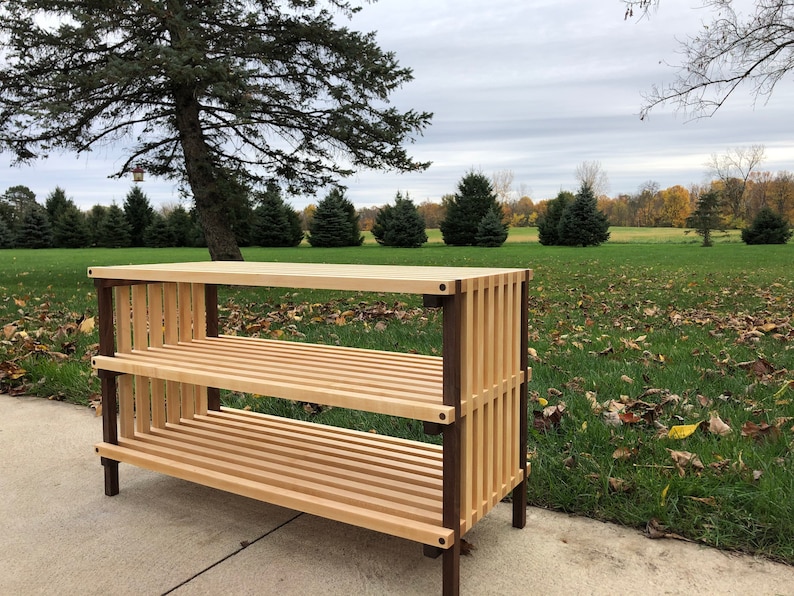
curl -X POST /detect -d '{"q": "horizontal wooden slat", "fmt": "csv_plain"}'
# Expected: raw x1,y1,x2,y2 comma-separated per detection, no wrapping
93,336,454,423
88,262,531,295
94,407,452,547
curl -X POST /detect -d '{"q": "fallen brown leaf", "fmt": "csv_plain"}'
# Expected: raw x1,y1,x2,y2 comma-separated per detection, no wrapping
708,413,732,436
667,449,704,477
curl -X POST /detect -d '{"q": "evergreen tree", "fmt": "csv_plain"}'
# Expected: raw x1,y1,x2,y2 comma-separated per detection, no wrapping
475,207,509,247
143,213,177,248
537,191,574,246
123,186,154,247
372,192,427,248
556,183,610,247
307,188,364,248
741,207,792,244
440,172,503,246
0,216,15,248
85,205,108,247
166,206,200,247
97,204,132,248
1,185,37,233
53,204,90,248
44,187,72,229
686,190,725,247
1,3,431,261
252,184,304,247
15,204,53,248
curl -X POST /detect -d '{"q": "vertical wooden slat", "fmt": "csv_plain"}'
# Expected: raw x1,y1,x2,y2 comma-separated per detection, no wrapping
115,287,135,439
132,285,150,434
163,283,181,424
177,282,192,343
177,283,196,419
493,275,505,505
191,283,208,415
460,280,474,531
148,284,166,429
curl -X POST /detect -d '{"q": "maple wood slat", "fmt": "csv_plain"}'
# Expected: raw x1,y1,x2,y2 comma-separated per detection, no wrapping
95,434,453,548
145,425,442,502
92,337,454,423
145,342,441,400
87,262,526,296
139,415,443,509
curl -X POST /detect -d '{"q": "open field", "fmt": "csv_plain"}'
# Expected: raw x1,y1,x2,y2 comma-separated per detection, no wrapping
1,238,792,563
365,226,743,245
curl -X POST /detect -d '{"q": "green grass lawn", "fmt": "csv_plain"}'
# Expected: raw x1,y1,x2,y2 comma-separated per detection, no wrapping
1,232,792,563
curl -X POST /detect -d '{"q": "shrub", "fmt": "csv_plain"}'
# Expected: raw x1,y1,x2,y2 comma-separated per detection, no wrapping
475,207,509,247
440,171,504,246
556,183,610,247
307,188,363,247
537,191,573,246
372,192,427,248
741,207,792,245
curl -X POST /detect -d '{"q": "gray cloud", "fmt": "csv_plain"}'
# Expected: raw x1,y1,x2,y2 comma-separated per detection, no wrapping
2,0,790,210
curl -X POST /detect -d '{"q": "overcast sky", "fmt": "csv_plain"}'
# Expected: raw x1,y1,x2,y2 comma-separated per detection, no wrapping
2,0,792,210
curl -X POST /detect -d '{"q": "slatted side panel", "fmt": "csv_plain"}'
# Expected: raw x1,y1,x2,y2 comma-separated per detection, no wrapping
114,282,209,433
459,272,526,534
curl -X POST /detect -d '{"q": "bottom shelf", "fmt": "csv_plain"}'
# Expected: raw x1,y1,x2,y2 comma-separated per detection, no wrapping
96,407,454,547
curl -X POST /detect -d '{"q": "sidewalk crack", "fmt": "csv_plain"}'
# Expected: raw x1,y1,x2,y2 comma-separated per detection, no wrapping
161,512,304,595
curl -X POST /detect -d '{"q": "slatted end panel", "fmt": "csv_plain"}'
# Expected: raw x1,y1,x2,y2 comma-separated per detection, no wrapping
110,283,209,436
459,272,527,532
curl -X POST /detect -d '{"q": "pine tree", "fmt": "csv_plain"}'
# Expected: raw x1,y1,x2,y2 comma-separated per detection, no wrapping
143,213,177,248
537,191,574,246
307,188,363,248
440,172,503,246
166,206,199,247
15,204,53,248
741,207,792,244
85,205,108,247
686,190,724,247
0,216,15,248
475,207,509,247
123,186,154,247
97,204,132,248
53,204,90,248
44,187,72,229
1,3,431,261
556,184,610,247
252,184,304,247
372,192,427,248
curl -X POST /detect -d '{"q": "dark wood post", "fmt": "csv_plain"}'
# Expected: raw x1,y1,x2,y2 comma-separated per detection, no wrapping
441,282,462,596
95,279,120,496
204,284,220,411
512,271,530,528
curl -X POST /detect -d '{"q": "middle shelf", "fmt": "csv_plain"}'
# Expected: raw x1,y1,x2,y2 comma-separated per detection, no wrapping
92,335,453,423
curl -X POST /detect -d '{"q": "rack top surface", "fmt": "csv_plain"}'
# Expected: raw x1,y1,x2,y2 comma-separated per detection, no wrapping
88,261,531,295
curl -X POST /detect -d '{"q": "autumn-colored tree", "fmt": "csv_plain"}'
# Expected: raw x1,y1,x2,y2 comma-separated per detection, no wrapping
417,200,446,229
659,185,691,227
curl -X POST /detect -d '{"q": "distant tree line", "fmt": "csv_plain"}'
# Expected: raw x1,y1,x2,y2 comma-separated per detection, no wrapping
3,160,791,250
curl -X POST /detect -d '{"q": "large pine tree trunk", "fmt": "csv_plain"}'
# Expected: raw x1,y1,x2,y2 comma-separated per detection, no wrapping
172,85,243,261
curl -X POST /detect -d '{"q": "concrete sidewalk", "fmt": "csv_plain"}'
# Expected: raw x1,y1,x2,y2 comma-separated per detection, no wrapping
2,393,793,596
